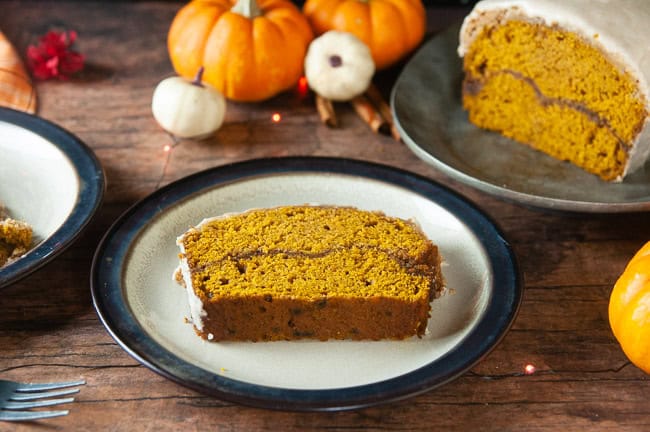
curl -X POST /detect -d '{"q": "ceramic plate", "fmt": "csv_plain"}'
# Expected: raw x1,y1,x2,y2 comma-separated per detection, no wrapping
392,23,650,213
91,157,521,411
0,107,104,288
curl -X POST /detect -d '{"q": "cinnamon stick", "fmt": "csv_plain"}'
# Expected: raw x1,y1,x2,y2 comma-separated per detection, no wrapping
351,94,388,134
316,94,338,127
365,83,401,141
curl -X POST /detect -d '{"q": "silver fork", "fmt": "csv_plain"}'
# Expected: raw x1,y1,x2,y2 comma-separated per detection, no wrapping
0,379,85,421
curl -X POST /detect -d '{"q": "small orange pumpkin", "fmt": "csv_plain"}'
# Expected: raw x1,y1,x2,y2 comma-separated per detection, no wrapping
302,0,426,70
609,241,650,374
168,0,313,102
0,31,36,113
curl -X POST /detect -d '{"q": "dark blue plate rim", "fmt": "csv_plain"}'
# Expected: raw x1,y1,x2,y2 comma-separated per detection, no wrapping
0,107,105,288
90,156,522,412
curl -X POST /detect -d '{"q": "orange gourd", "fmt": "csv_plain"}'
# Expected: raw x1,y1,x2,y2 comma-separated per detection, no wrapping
0,31,36,113
168,0,313,102
302,0,426,70
609,241,650,374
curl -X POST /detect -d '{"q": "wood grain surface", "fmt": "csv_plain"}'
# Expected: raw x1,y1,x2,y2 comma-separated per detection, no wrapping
0,1,649,430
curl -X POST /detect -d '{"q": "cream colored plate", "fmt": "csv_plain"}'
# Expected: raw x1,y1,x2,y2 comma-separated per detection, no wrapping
92,157,520,411
0,108,104,287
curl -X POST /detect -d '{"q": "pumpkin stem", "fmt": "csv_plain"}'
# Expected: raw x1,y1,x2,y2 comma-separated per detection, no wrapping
192,66,205,87
230,0,262,19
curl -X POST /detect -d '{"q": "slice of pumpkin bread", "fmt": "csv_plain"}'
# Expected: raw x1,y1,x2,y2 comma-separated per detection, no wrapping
458,0,650,181
174,205,445,342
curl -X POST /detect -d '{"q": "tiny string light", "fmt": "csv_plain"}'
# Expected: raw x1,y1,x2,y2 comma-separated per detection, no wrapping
524,364,536,375
156,134,181,189
297,75,309,97
272,112,282,123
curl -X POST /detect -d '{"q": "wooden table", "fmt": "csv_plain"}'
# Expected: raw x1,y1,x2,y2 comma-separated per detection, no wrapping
1,1,649,430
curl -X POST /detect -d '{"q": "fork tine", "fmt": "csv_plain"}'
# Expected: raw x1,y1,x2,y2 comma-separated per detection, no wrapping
14,380,86,392
0,409,70,421
4,397,75,410
11,387,80,401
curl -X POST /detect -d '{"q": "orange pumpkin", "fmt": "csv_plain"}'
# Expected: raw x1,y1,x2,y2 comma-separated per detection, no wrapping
302,0,426,70
609,241,650,374
0,31,36,113
168,0,313,102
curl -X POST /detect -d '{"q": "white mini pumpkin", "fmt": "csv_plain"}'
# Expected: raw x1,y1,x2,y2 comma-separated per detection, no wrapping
304,31,375,102
151,68,226,139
